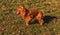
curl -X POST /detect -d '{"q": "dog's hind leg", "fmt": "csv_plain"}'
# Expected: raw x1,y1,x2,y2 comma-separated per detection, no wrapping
35,12,44,26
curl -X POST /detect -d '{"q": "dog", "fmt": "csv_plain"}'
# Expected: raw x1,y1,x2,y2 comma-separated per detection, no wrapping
17,5,44,26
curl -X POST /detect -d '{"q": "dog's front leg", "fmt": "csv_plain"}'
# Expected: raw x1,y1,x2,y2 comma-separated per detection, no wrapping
24,16,32,26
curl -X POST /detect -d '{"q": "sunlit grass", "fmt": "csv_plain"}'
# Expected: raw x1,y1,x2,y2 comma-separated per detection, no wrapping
0,0,60,35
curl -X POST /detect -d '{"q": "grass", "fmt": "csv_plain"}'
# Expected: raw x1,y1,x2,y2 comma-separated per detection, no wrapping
0,0,60,35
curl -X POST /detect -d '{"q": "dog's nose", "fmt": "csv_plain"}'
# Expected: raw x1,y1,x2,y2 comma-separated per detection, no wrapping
17,11,20,15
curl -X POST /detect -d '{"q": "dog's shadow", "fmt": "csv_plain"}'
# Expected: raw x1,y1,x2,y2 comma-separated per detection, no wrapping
29,15,57,25
43,15,57,25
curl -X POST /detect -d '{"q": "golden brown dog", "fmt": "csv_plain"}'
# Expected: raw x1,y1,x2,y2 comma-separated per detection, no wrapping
17,5,44,26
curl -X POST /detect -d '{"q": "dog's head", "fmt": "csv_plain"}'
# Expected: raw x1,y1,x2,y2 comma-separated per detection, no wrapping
17,5,25,15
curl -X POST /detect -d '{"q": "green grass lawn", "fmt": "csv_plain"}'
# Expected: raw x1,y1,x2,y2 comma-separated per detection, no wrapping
0,0,60,35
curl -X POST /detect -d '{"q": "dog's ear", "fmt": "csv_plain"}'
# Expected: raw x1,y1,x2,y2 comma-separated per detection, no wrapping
18,6,23,10
19,4,25,9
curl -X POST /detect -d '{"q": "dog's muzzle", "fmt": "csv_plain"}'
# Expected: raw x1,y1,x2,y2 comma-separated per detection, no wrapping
17,11,20,15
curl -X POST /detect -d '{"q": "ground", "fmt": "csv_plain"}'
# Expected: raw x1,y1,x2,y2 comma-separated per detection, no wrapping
0,0,60,35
